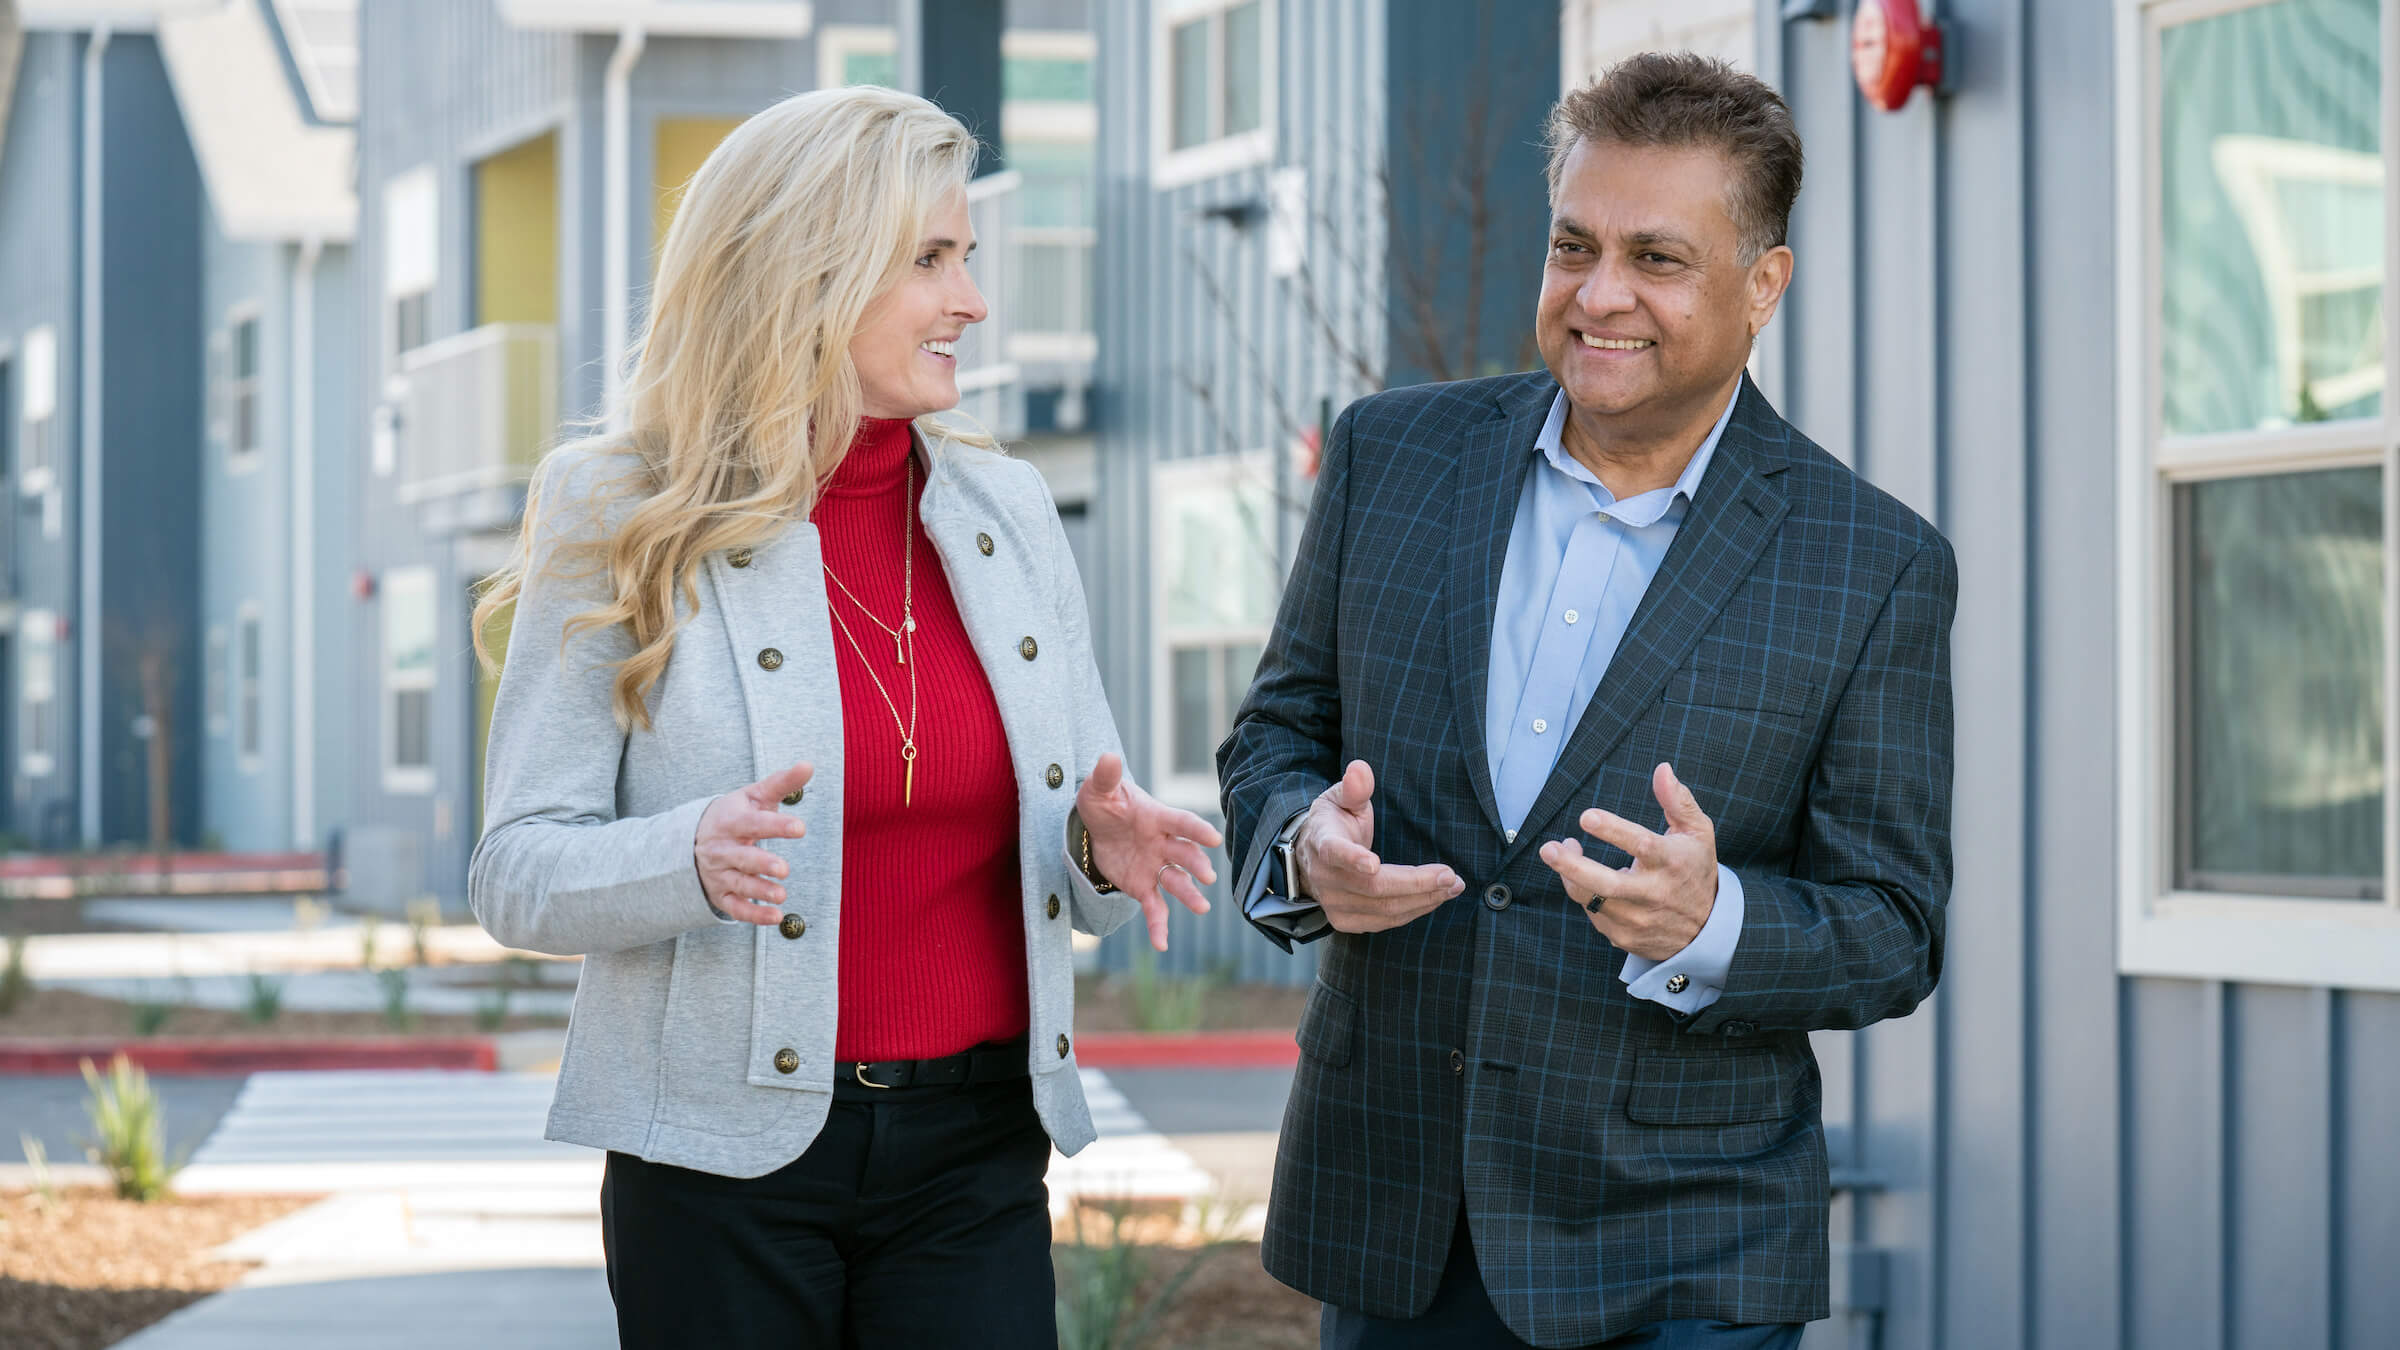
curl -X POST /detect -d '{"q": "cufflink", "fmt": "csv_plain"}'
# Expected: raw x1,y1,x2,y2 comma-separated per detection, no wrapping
1665,973,1690,995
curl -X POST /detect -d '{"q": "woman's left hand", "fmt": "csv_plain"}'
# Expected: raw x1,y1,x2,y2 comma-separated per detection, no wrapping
1076,753,1224,951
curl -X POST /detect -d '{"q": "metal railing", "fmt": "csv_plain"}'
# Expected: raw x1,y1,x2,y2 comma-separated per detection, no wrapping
395,323,558,504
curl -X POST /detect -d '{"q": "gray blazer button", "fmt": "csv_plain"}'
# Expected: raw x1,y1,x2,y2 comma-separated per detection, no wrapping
779,913,806,940
976,532,994,556
1045,763,1064,789
781,787,804,805
773,1048,800,1074
1020,636,1039,660
1665,973,1690,995
729,547,753,568
1482,883,1511,911
757,647,783,671
1046,895,1061,920
1057,1034,1071,1059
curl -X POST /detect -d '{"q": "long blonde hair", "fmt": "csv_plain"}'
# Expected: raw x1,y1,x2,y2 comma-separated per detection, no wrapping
472,86,986,731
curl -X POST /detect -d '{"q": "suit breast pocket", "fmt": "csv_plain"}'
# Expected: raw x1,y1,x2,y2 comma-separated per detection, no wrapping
1664,663,1816,720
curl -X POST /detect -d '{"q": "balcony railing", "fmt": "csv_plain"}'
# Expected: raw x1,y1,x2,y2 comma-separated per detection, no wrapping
395,323,557,506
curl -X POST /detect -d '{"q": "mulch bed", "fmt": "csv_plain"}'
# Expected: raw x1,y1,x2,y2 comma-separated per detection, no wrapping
0,987,567,1040
1054,1205,1318,1349
1071,973,1309,1034
0,1186,321,1350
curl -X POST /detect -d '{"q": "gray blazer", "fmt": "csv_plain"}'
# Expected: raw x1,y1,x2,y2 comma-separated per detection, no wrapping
469,433,1138,1179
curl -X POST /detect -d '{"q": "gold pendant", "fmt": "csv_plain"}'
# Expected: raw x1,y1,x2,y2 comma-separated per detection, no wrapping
902,742,918,806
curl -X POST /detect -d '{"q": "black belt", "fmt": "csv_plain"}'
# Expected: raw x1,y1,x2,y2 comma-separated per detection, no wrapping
840,1037,1030,1091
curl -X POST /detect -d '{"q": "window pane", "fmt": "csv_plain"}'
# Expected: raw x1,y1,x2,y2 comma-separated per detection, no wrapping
1171,646,1214,775
843,50,898,88
1017,241,1090,333
2160,0,2382,436
395,689,431,769
234,319,258,379
1161,468,1278,631
1010,141,1092,228
1005,55,1091,102
1171,19,1211,150
2180,468,2383,893
1223,2,1263,137
385,573,436,677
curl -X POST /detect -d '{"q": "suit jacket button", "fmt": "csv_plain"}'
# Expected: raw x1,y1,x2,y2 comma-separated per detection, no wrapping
779,913,806,940
757,647,783,671
1722,1020,1755,1038
1449,1049,1464,1076
781,788,804,805
976,531,995,556
1482,883,1511,911
1020,636,1039,661
1046,895,1061,920
1046,763,1064,789
1665,973,1690,995
1057,1034,1071,1059
729,547,753,568
773,1048,800,1074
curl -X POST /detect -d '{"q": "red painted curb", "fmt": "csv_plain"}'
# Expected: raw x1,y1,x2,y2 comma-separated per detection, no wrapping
0,1037,498,1076
1071,1030,1299,1070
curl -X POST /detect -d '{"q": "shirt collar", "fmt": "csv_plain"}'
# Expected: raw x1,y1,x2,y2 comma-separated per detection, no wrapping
1532,381,1742,522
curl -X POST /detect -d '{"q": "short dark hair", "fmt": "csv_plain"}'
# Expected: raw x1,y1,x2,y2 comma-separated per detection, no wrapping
1544,52,1804,265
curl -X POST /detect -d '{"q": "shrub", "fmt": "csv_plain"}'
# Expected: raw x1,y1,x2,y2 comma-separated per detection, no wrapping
0,932,30,1015
474,986,511,1032
1053,1197,1239,1350
1126,948,1219,1034
405,897,442,967
79,1054,180,1202
241,971,285,1024
377,967,414,1030
19,1132,56,1208
128,993,175,1037
357,913,382,970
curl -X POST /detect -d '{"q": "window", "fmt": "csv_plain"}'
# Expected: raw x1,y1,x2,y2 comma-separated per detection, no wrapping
817,24,898,91
384,166,438,371
1010,139,1096,338
237,608,263,769
20,610,54,779
215,309,262,465
383,567,437,793
18,325,55,496
2119,0,2400,988
205,626,228,737
1152,452,1284,804
1153,0,1274,189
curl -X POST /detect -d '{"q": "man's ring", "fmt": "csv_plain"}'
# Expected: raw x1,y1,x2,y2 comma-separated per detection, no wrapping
1582,892,1605,915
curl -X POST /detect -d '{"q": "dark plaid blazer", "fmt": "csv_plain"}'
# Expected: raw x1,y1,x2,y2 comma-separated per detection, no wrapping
1217,371,1956,1345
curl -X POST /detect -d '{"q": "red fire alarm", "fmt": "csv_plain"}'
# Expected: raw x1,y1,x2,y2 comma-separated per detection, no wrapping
352,569,378,601
1852,0,1947,112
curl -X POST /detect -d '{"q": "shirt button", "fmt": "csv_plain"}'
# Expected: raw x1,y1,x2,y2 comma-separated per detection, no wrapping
1531,718,1548,734
1665,973,1689,995
779,913,807,940
773,1048,800,1074
1563,609,1579,625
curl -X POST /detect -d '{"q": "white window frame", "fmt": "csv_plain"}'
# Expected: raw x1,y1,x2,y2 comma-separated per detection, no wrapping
1150,450,1284,807
220,303,264,473
816,23,896,91
382,566,438,795
2115,0,2400,990
383,165,439,376
236,604,264,773
205,624,229,738
19,609,55,779
17,324,56,498
1151,0,1276,191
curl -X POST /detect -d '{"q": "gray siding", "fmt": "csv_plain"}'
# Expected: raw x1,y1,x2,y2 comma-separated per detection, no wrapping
1760,0,2400,1345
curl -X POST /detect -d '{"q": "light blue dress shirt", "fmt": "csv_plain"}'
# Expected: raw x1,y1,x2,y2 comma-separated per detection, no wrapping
1486,387,1745,1014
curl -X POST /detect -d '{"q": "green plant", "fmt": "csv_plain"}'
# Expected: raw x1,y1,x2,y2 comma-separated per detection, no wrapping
79,1054,181,1202
405,897,442,966
377,967,414,1030
1052,1196,1240,1350
20,1132,56,1208
128,992,175,1037
1125,948,1219,1034
241,971,286,1024
357,913,381,970
505,954,542,989
0,932,30,1015
473,986,511,1032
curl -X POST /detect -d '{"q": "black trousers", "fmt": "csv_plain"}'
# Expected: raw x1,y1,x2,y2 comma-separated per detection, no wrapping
601,1075,1057,1350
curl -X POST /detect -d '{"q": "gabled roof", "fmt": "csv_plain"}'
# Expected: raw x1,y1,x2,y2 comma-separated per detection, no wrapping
495,0,814,38
157,0,355,240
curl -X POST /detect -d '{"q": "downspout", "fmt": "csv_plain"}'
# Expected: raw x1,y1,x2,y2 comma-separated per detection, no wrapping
77,25,109,845
602,25,645,430
290,237,322,847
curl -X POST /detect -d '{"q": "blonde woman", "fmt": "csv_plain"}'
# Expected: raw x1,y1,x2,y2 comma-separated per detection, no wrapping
468,87,1220,1348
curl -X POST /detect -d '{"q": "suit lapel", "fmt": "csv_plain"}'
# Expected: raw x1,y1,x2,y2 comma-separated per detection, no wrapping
1445,375,1559,838
1498,376,1795,868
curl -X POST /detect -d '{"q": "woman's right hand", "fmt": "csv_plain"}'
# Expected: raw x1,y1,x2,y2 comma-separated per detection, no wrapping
694,762,814,926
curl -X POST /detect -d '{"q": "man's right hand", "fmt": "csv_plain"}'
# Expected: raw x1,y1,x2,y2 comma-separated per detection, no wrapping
1293,760,1465,933
694,762,813,926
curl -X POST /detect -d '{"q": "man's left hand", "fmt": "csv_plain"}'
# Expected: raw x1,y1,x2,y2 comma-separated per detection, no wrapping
1538,762,1719,962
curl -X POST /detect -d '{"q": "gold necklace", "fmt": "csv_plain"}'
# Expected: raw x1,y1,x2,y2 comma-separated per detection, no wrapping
822,455,921,804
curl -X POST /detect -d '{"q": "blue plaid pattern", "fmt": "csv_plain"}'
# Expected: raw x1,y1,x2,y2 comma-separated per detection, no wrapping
1217,372,1956,1345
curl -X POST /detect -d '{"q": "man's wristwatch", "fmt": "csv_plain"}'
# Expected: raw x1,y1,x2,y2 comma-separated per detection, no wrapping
1271,811,1311,901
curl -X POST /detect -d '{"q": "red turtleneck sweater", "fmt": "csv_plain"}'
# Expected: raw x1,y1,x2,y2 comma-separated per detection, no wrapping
814,417,1027,1062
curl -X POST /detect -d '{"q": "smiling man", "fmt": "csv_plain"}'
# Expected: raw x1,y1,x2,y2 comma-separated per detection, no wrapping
1218,54,1958,1350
